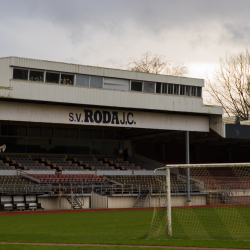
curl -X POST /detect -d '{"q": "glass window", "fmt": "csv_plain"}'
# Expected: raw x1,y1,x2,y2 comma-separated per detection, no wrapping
173,85,179,95
55,128,67,138
197,87,202,97
61,74,74,85
28,126,41,137
90,76,102,88
79,129,91,139
180,85,185,95
76,75,89,87
156,83,161,93
185,86,191,96
67,128,78,138
29,70,44,82
13,68,28,80
131,81,142,91
46,72,59,83
41,127,53,137
143,82,155,93
1,125,7,135
168,84,173,94
191,86,196,96
1,125,26,136
103,130,117,140
16,126,27,136
162,83,168,94
91,129,102,139
103,78,129,91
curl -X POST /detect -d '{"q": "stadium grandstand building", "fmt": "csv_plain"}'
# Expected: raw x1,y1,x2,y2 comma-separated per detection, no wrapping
0,56,250,211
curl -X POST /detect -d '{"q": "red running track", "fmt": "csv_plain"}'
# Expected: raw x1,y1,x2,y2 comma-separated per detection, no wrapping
0,207,155,216
0,242,248,250
1,204,250,217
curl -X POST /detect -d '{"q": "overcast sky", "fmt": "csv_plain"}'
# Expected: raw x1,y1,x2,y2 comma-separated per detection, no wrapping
1,0,250,79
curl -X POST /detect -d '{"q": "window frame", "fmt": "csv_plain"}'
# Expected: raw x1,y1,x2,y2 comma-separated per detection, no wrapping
45,71,60,84
13,67,29,81
143,81,156,93
131,81,143,92
60,73,75,85
29,69,45,82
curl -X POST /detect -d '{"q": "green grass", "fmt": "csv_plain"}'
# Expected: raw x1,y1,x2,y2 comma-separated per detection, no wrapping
170,206,250,240
0,246,190,250
0,209,250,249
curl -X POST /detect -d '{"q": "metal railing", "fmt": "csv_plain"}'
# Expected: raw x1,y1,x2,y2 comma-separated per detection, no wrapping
0,183,52,195
0,182,204,196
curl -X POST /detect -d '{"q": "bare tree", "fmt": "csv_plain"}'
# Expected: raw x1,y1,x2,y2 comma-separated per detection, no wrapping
126,52,186,76
206,49,250,120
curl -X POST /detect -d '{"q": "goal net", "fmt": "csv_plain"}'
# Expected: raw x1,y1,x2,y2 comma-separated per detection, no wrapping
145,163,250,240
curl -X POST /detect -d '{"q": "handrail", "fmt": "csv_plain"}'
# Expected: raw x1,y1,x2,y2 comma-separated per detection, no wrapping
19,170,40,183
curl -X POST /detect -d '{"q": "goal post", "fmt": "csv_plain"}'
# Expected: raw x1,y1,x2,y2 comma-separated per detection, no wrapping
166,167,172,237
145,162,250,240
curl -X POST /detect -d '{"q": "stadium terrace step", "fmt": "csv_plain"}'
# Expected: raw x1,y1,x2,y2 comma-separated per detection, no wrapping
133,190,150,208
66,195,83,209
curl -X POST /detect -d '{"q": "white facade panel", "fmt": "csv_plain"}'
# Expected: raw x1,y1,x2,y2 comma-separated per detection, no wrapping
209,114,225,137
8,80,222,115
0,56,223,116
0,57,12,88
0,101,209,132
3,57,204,86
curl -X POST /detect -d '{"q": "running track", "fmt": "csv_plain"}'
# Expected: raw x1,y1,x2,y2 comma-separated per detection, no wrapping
0,242,248,250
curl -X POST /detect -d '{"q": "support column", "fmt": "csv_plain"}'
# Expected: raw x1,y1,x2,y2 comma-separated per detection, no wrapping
186,131,191,203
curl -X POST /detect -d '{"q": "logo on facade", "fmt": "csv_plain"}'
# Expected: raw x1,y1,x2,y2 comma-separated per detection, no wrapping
69,110,135,125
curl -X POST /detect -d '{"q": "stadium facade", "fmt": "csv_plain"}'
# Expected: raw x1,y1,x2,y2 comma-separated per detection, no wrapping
0,57,249,211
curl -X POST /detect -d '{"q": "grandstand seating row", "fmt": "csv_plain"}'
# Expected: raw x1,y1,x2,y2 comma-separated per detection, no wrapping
0,154,144,171
30,174,106,183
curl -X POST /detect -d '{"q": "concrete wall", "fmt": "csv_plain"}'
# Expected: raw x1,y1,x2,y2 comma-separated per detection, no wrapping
108,196,137,208
38,196,90,210
150,195,206,207
91,193,108,209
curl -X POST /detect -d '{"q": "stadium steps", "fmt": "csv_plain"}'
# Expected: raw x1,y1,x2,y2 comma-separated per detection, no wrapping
20,170,40,183
220,190,233,205
104,175,122,185
133,189,150,208
66,195,83,209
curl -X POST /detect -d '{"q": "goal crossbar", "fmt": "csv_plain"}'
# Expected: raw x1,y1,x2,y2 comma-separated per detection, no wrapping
155,162,250,171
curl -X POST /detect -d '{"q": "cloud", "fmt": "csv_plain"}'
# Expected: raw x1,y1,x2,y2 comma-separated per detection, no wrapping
1,0,250,78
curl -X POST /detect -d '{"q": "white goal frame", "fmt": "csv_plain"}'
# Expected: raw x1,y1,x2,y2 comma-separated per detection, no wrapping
155,162,250,237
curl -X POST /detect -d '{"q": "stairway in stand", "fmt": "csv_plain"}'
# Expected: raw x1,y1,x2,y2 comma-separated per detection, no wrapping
66,195,83,209
133,190,150,208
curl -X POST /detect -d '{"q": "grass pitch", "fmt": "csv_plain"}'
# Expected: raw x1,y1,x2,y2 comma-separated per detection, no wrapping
0,209,250,249
0,246,190,250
